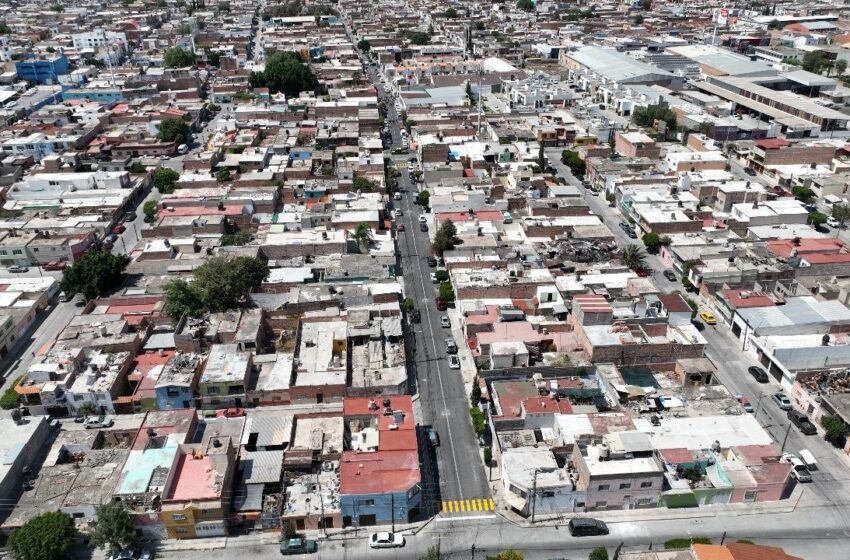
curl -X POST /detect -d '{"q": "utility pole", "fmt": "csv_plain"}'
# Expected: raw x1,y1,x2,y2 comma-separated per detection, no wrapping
391,493,395,533
530,468,538,523
780,422,793,453
476,63,483,136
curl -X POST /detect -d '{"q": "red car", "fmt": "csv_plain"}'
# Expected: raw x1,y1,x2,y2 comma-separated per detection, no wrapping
397,223,405,232
215,408,245,418
112,224,126,234
42,261,66,271
435,297,447,311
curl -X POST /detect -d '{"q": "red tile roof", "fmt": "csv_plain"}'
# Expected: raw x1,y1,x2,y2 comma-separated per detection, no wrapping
754,138,793,150
720,289,777,309
725,543,803,560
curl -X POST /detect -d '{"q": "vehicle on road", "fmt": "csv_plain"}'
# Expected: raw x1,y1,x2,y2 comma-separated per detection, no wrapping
280,537,317,555
440,315,450,328
749,366,769,383
788,410,817,435
772,392,792,410
43,261,66,271
419,215,427,224
395,209,403,217
435,297,447,311
84,415,114,429
216,408,245,418
109,550,135,560
369,532,405,549
122,212,137,223
430,273,439,284
744,167,757,176
445,338,458,354
58,291,69,302
568,518,609,537
799,448,817,470
144,214,156,223
736,395,754,413
113,224,126,234
7,264,28,273
411,309,421,323
393,192,402,200
426,427,439,447
106,233,119,244
782,454,812,483
138,549,154,560
663,269,677,282
448,354,460,369
427,256,437,267
420,223,428,232
396,223,405,232
627,229,638,238
699,311,717,325
177,144,189,154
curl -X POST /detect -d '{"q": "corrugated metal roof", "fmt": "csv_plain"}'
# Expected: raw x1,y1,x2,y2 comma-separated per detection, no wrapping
569,47,673,82
241,450,284,484
246,415,292,448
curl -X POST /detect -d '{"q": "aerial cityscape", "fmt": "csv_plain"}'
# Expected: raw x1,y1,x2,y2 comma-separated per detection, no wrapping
0,0,848,559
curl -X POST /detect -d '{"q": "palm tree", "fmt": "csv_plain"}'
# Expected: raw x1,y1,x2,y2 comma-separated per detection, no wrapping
622,243,647,270
352,222,373,252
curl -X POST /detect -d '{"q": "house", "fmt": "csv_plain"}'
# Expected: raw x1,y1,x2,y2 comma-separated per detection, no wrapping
198,344,252,409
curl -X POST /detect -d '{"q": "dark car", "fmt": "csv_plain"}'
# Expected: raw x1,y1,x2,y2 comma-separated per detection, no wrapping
144,214,156,223
663,269,677,282
744,168,757,176
411,310,421,323
618,222,629,231
627,229,638,239
815,224,830,234
122,212,137,223
427,256,438,267
568,518,609,537
420,223,428,232
748,366,769,383
425,427,439,447
788,410,817,435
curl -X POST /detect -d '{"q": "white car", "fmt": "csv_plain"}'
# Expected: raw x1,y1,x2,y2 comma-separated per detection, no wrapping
369,532,405,549
418,215,427,224
430,273,439,284
83,415,114,429
448,355,460,369
440,315,450,328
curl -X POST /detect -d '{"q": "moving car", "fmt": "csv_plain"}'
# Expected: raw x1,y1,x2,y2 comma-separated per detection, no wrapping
788,410,817,435
440,315,450,328
448,354,460,369
393,192,402,200
736,395,754,413
772,392,792,411
43,261,66,271
280,537,317,555
568,518,609,537
663,269,677,282
426,427,440,447
749,366,769,383
7,265,28,273
84,415,114,429
369,532,405,549
699,311,717,325
445,338,458,354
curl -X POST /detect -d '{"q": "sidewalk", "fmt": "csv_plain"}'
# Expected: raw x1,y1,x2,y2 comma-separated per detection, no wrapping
447,307,477,392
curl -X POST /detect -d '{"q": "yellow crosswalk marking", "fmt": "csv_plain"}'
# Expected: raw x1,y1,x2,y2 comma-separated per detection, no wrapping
487,498,495,510
440,498,495,513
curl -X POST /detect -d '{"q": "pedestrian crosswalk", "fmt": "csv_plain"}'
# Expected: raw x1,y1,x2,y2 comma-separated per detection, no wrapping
441,498,495,513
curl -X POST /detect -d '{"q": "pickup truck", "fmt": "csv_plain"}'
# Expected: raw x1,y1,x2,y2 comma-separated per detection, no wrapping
280,538,317,555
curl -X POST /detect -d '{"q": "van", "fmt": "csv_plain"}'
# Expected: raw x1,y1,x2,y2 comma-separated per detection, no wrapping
568,518,609,537
799,449,817,471
177,144,188,154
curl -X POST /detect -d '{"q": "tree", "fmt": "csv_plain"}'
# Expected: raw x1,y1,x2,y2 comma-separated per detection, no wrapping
516,0,534,12
561,150,586,177
0,22,11,34
621,244,647,270
418,190,430,207
357,39,371,52
143,200,158,217
642,231,661,254
435,269,449,282
152,167,180,193
792,185,815,204
163,256,269,317
407,31,430,45
634,14,644,25
402,297,415,310
157,116,191,145
807,212,827,226
822,415,849,447
163,47,196,68
353,176,375,192
640,0,651,9
216,168,232,182
632,104,677,131
470,407,485,436
50,3,64,12
833,204,850,229
9,511,75,560
470,385,481,407
836,59,848,76
590,548,609,560
249,50,318,97
438,282,455,302
538,143,546,170
444,7,458,18
129,162,147,173
802,50,830,75
432,220,458,255
89,502,136,554
768,19,782,30
352,222,373,251
60,251,130,300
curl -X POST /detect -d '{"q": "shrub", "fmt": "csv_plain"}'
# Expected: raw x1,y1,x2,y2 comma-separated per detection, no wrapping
665,538,711,550
0,375,22,410
470,407,485,436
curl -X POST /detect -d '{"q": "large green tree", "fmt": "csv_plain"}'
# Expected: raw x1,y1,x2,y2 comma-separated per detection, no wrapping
152,167,180,193
60,251,130,300
561,149,586,177
832,204,850,229
516,0,534,12
9,511,76,560
352,222,373,252
163,47,196,68
632,103,677,130
802,50,830,75
249,50,318,97
621,244,647,270
163,255,269,317
143,200,158,217
157,116,191,145
432,219,458,255
89,502,136,554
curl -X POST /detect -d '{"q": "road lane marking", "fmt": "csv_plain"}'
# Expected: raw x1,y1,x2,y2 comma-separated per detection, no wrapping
435,515,496,522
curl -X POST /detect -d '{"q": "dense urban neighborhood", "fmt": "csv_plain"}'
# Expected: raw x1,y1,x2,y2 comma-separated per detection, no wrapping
2,0,850,559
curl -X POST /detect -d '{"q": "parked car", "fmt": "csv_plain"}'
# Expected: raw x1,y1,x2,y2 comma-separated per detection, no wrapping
448,354,460,369
440,315,450,328
772,392,792,411
122,212,137,223
663,269,677,282
627,229,638,239
84,415,114,429
420,223,428,232
43,261,66,271
369,532,405,549
736,395,754,413
144,214,156,223
749,366,769,383
445,338,458,354
568,518,609,537
112,224,126,234
106,233,119,243
216,408,245,418
427,256,438,267
138,549,155,560
699,311,717,325
435,297,447,311
280,537,317,555
744,168,757,176
430,273,439,284
788,410,817,435
426,427,440,447
781,454,812,483
411,309,421,323
396,223,405,232
7,265,28,273
109,550,135,560
418,215,427,224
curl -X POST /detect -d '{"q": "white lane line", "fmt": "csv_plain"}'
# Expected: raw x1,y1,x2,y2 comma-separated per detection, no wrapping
435,515,496,522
